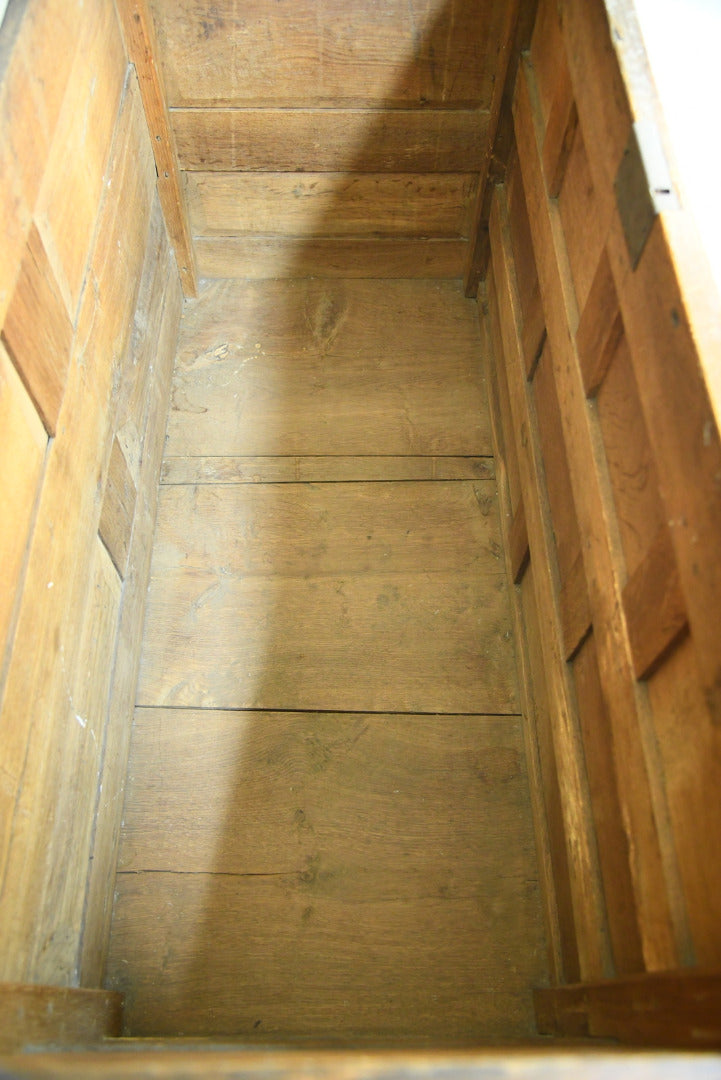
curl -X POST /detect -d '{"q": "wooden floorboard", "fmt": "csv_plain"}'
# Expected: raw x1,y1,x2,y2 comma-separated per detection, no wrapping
136,481,517,714
107,712,545,1038
110,275,545,1040
166,279,491,457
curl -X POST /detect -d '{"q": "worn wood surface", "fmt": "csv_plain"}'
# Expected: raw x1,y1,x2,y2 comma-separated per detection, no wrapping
513,53,680,972
167,279,490,457
148,0,506,109
0,0,83,328
109,271,547,1038
115,0,198,297
34,0,126,316
109,712,542,1037
0,68,157,984
487,196,607,980
535,971,721,1048
80,206,182,986
186,172,476,238
0,343,46,674
0,983,122,1052
99,438,137,578
194,237,468,280
172,109,488,173
2,224,73,434
481,295,564,983
137,480,517,714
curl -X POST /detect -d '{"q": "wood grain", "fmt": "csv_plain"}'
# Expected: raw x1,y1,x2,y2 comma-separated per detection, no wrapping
481,304,565,982
167,279,490,457
575,247,623,398
80,238,182,986
34,0,126,317
532,342,591,658
514,55,679,971
572,634,644,974
186,172,477,239
0,983,122,1052
0,73,155,984
622,523,688,681
535,971,721,1047
488,188,608,979
2,224,73,435
194,236,468,280
148,0,506,108
647,636,721,966
172,109,488,173
0,343,46,673
560,0,721,724
0,0,83,328
109,712,544,1037
115,0,198,297
137,481,517,715
99,437,137,578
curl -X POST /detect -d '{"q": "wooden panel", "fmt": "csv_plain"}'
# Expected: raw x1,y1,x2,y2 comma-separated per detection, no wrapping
513,55,680,970
532,344,591,659
2,224,73,435
161,456,494,485
113,198,171,489
0,343,46,671
34,0,126,316
507,154,545,375
0,984,122,1052
173,109,488,172
115,0,198,298
575,247,623,397
485,268,522,515
541,58,577,199
149,0,506,108
195,236,468,280
0,73,156,984
519,565,580,982
462,0,537,295
487,194,607,980
137,481,517,715
480,289,563,982
560,0,721,723
557,551,591,662
0,0,82,327
595,333,665,579
80,250,182,987
647,637,721,966
99,437,137,578
535,971,721,1047
573,634,644,974
509,498,530,584
167,279,491,457
556,123,609,316
22,537,121,984
186,172,477,239
109,712,544,1037
622,523,688,681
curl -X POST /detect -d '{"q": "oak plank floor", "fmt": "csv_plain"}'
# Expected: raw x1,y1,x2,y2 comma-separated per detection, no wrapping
106,278,547,1041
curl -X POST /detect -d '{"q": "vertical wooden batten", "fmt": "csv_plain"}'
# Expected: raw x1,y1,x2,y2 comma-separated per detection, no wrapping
114,0,198,297
463,0,539,296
